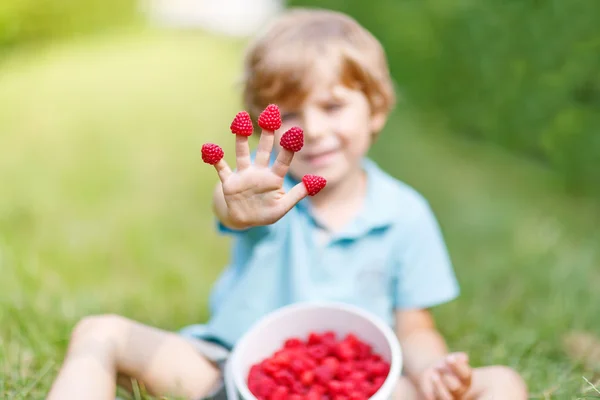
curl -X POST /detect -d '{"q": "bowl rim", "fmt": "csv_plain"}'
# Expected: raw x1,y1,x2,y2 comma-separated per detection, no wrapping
229,301,403,400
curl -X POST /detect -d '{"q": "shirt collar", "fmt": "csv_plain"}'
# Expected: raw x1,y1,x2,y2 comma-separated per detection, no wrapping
284,157,398,240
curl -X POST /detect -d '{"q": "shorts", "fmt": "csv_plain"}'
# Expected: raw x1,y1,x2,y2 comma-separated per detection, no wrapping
179,324,232,400
184,336,231,400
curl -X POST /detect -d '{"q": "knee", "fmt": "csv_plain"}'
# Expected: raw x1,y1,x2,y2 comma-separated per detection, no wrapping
486,366,528,397
70,314,130,347
394,376,419,400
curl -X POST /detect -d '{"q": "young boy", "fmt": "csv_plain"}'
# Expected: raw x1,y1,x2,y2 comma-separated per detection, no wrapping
47,8,527,400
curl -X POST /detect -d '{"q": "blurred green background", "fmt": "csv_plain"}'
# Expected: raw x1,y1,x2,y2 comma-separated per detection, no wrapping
287,0,600,197
1,1,599,399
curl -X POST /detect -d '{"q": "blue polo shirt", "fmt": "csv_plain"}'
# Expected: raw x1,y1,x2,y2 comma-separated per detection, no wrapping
182,157,459,348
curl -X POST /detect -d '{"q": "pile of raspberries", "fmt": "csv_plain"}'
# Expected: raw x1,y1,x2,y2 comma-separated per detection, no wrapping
246,331,391,400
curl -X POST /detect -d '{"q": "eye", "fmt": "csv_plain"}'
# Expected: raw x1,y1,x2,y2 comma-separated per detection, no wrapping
281,112,298,121
324,102,343,112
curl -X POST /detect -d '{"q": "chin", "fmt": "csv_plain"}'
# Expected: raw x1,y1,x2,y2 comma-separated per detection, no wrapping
317,167,346,187
294,162,347,186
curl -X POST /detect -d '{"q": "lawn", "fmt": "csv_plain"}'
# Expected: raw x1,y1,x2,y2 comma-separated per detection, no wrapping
1,28,599,399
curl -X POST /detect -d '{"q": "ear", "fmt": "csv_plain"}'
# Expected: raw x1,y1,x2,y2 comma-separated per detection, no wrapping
370,110,387,134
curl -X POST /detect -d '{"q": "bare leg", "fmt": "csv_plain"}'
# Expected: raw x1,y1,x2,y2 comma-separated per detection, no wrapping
394,377,421,399
393,366,527,400
47,314,221,400
465,366,528,400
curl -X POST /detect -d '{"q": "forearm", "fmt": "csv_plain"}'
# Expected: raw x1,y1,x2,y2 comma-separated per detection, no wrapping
398,327,448,384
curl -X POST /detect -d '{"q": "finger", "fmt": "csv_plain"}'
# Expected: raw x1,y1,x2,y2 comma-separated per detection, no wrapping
201,143,230,182
419,379,436,400
271,149,295,178
431,372,453,400
271,127,304,178
446,353,472,384
235,135,251,171
213,159,233,182
254,128,275,167
279,181,308,213
438,369,463,396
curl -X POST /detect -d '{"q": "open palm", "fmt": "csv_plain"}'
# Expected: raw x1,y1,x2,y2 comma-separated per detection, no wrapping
201,105,325,229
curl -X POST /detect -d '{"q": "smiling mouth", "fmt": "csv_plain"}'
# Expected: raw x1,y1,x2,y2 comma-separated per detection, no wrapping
301,149,339,167
304,149,338,160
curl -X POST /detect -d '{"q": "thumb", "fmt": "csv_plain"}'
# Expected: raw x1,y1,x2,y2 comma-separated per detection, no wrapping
280,181,309,213
448,352,469,364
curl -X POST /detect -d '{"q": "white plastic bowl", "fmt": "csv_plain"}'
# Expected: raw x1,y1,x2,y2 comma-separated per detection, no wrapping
225,301,402,400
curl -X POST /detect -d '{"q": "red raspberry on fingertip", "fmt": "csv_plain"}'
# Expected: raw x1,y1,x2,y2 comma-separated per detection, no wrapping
279,126,304,152
201,143,224,165
258,104,282,131
230,111,254,136
302,174,327,196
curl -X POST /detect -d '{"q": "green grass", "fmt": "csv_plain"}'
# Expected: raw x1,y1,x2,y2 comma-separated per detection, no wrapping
1,28,599,399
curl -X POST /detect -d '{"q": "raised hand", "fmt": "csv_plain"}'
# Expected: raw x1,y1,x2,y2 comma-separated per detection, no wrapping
201,104,326,230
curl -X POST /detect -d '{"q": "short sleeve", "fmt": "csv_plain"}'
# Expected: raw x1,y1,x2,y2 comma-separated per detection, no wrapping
392,200,460,309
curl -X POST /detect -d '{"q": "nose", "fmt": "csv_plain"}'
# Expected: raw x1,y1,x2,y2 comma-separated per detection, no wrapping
301,108,329,142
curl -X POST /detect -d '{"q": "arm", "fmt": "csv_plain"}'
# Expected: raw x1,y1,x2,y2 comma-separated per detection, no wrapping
395,308,448,384
389,197,460,391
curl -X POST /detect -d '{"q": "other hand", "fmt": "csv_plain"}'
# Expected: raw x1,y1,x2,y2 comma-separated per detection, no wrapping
417,352,472,400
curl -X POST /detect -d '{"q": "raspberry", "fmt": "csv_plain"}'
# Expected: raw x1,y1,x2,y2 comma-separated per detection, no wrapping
349,392,367,400
273,369,295,387
335,342,356,361
307,332,322,345
290,358,307,375
321,357,340,375
306,390,321,400
314,364,335,384
280,126,304,152
284,337,304,349
301,370,315,386
356,342,372,360
372,376,386,392
302,175,327,196
341,380,356,395
307,344,329,360
366,360,390,378
271,386,289,400
291,381,306,395
357,381,373,396
328,380,344,394
258,104,282,131
272,350,292,367
201,143,224,165
322,331,337,344
230,111,254,136
262,359,279,376
348,371,367,383
337,362,353,380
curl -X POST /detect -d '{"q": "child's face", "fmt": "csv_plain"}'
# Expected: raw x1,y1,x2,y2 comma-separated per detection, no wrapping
273,73,385,188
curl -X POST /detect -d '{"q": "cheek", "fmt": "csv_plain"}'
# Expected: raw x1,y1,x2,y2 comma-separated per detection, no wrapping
348,131,371,158
337,117,372,157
